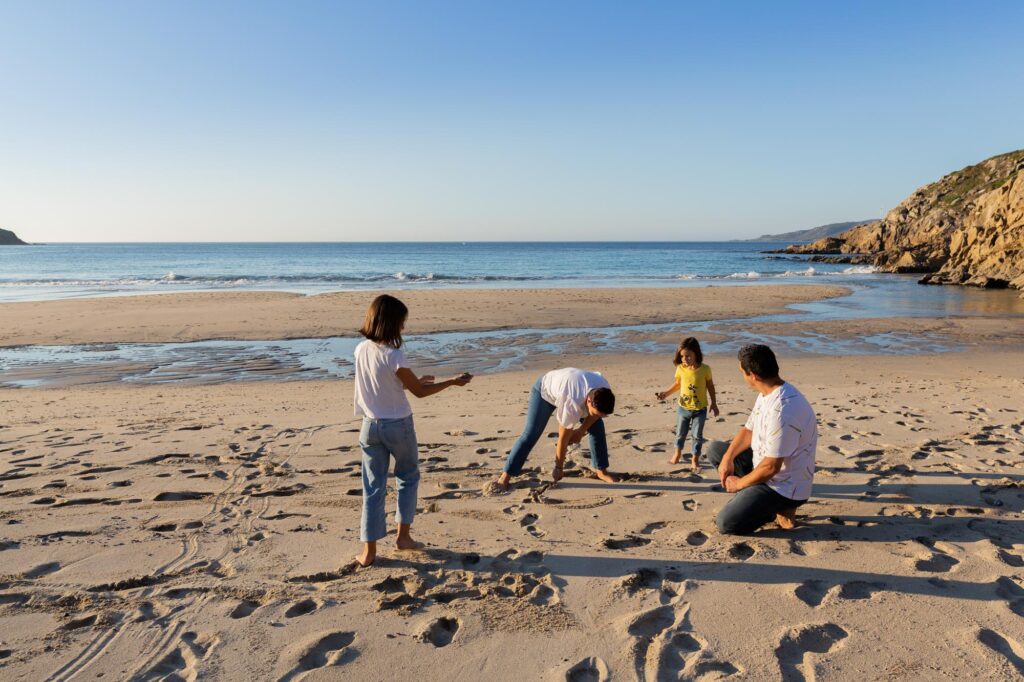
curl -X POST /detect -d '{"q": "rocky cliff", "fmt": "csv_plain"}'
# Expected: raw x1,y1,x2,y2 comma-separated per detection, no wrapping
786,150,1024,289
0,228,27,245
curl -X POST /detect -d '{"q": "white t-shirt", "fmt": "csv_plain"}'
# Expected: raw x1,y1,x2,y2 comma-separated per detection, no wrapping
353,340,412,419
744,382,817,500
540,368,611,428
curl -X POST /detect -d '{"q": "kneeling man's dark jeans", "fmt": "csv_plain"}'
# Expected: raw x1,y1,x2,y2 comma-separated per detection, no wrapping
705,440,807,535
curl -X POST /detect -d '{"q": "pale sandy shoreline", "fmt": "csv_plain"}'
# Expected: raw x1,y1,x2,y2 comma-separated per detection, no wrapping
0,284,850,347
2,350,1024,680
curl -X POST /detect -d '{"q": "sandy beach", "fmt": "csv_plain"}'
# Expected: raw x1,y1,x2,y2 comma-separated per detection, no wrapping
1,285,1023,681
0,285,849,347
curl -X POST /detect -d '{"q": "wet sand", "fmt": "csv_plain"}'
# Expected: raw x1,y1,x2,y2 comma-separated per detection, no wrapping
0,284,849,347
2,350,1024,680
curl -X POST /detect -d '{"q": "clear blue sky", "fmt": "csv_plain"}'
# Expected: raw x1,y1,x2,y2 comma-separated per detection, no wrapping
1,1,1021,242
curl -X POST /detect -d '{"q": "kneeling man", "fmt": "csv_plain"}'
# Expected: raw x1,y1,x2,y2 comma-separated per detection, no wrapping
706,344,817,534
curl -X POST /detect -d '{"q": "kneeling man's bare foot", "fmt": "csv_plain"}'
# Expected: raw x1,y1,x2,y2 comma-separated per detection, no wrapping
595,469,620,483
776,509,798,530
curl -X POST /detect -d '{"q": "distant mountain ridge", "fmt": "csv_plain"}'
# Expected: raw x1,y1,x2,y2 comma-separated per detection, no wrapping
0,228,27,245
748,220,876,242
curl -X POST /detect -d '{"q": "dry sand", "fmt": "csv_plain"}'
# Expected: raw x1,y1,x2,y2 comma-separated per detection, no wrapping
0,284,848,347
2,343,1024,680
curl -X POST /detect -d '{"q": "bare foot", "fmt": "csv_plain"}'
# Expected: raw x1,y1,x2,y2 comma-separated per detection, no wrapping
776,510,797,530
594,469,620,483
552,462,564,483
396,537,425,551
690,456,700,472
355,548,375,567
667,456,681,465
486,479,510,495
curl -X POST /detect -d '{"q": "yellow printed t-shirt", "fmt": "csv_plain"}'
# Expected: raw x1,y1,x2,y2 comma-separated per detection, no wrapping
676,363,712,411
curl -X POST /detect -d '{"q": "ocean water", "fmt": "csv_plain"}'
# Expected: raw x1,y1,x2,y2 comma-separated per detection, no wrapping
0,241,879,302
4,241,1024,387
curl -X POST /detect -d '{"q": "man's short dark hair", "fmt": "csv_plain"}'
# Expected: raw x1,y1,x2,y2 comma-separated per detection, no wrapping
591,387,616,415
738,344,780,380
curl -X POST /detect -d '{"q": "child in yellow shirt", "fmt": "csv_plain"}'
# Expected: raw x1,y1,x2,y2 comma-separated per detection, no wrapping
656,337,719,471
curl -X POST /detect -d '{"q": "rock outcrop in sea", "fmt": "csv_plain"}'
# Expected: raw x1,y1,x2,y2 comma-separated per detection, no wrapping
0,228,27,245
784,150,1024,290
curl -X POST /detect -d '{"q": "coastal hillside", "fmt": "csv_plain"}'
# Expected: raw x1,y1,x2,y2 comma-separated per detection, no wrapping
0,228,27,245
786,150,1024,289
749,219,875,242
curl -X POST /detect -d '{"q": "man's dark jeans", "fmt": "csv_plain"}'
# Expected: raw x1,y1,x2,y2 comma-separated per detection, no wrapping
705,440,807,535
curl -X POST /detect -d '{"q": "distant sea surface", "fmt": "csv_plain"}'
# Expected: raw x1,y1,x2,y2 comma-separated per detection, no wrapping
0,241,880,302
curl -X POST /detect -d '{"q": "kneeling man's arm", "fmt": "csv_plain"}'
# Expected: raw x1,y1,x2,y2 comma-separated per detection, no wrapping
718,427,753,484
726,456,783,492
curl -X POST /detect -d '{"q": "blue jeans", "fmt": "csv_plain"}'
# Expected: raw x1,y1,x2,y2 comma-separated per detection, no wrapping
675,407,707,455
359,415,420,542
705,440,806,535
503,377,610,476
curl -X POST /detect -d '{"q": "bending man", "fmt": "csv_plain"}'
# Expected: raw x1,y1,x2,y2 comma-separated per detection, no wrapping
493,367,618,492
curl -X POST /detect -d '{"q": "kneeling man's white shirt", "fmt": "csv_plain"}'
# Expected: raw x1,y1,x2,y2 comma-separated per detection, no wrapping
745,382,817,500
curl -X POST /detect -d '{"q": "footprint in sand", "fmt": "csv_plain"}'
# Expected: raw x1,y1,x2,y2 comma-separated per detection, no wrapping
230,600,262,619
564,656,610,682
794,580,828,607
728,542,755,561
24,561,61,579
154,491,212,502
278,632,357,682
996,550,1024,568
837,581,886,600
685,531,708,547
681,499,699,512
914,549,959,573
62,614,99,630
417,616,461,647
775,623,848,682
603,535,652,551
141,631,219,682
514,511,545,537
995,577,1024,618
284,598,320,618
977,629,1024,676
624,491,662,499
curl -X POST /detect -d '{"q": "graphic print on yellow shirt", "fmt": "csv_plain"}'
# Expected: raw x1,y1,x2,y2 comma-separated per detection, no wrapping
676,364,712,410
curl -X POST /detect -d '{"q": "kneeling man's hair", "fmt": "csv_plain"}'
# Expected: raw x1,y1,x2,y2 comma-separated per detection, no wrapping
591,387,616,415
738,344,780,380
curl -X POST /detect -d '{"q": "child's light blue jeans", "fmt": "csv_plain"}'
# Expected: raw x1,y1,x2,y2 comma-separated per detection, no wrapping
676,406,707,455
359,415,419,542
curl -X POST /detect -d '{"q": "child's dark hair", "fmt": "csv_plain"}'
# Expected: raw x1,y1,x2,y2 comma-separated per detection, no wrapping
359,294,408,348
590,387,616,415
673,337,703,366
738,344,780,380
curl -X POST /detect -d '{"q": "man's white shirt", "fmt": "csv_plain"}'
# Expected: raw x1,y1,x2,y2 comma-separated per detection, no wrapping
744,382,817,500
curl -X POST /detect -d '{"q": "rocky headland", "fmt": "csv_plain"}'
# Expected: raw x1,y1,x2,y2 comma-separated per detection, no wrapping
0,228,27,245
783,150,1024,290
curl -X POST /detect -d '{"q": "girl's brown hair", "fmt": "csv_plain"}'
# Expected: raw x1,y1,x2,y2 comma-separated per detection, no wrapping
359,294,408,348
673,337,703,366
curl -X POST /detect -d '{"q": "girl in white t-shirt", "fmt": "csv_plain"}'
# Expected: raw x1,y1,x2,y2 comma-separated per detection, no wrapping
353,294,472,567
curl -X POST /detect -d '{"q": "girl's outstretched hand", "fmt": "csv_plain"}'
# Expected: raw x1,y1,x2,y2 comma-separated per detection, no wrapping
452,372,473,386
